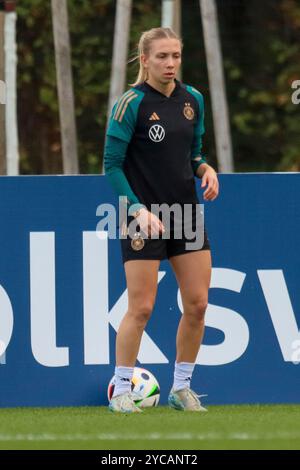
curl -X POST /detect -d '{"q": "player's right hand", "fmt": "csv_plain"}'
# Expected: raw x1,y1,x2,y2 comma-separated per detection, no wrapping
136,208,165,237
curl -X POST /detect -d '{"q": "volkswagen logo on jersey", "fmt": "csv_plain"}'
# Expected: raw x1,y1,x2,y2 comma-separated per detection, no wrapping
149,124,165,143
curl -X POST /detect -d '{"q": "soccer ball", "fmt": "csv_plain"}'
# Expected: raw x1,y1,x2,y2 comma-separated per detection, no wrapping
107,367,160,408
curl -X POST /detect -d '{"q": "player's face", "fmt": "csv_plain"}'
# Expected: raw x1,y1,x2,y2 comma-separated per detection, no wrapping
142,38,182,84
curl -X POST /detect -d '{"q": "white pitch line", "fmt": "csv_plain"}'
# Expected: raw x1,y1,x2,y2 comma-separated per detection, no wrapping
0,432,300,442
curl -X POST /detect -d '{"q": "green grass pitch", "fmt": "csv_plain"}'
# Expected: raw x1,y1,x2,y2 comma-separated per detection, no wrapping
0,405,299,450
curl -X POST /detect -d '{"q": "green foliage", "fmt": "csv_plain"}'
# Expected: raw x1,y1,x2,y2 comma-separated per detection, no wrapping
17,0,160,174
218,0,300,171
182,0,300,171
16,0,300,173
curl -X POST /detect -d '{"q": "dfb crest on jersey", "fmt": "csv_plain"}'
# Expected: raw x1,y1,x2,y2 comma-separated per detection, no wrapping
183,103,194,120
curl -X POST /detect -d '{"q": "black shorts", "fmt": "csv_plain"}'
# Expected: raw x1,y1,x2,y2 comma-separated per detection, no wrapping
120,222,210,264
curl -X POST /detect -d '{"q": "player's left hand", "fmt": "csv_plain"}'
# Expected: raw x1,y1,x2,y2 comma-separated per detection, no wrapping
201,166,219,201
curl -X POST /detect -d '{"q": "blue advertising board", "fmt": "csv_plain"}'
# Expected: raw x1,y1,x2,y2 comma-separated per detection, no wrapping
0,173,299,407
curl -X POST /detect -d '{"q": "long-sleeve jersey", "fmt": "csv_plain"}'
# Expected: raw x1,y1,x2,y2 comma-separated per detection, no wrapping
104,79,206,215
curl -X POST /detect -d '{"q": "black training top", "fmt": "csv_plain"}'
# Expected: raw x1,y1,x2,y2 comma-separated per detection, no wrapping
104,79,206,215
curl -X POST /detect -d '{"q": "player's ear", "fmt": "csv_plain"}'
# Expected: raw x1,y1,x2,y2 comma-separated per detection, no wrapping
141,54,148,68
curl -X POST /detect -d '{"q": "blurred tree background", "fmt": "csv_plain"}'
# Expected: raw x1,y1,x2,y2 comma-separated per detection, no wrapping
16,0,300,174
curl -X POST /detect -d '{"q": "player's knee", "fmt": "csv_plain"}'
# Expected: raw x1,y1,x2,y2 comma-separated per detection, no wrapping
128,302,154,327
186,298,208,323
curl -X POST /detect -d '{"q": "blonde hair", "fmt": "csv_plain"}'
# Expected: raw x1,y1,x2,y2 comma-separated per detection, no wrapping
129,27,182,87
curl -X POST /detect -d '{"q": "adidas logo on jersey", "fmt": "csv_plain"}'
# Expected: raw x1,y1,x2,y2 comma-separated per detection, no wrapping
149,112,160,121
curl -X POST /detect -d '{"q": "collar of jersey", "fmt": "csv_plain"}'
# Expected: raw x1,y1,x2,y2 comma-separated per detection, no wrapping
143,79,181,98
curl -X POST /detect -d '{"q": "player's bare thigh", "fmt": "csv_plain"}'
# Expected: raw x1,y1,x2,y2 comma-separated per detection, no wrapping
124,259,161,310
169,250,211,306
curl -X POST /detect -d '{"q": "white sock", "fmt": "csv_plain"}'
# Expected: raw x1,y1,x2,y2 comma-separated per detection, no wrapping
112,366,134,398
172,362,195,392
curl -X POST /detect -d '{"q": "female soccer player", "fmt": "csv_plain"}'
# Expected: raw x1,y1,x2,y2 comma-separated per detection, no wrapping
104,27,219,412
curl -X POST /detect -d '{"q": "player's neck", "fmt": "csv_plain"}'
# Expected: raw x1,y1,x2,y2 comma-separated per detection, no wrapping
146,77,176,97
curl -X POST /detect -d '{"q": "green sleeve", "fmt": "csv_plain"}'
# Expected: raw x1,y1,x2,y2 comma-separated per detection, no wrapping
186,86,207,175
104,90,145,215
104,134,145,214
106,89,144,142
